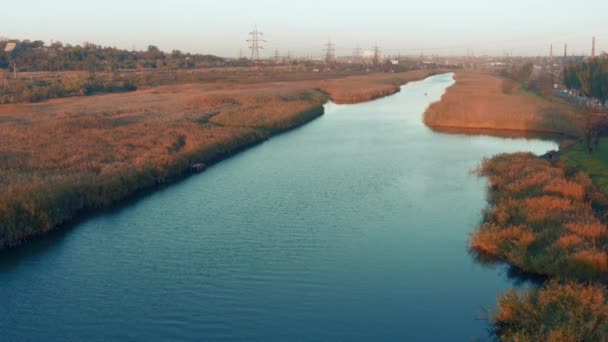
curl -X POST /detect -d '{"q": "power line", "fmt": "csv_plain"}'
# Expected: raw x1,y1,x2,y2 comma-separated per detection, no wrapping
247,25,266,63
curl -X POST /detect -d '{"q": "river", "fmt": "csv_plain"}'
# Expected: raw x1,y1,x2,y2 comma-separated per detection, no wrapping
0,73,557,341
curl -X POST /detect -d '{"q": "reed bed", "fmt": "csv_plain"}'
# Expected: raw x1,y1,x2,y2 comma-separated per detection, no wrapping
0,70,431,250
424,72,580,135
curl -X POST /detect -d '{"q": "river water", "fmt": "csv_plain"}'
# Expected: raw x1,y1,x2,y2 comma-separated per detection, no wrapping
0,73,557,341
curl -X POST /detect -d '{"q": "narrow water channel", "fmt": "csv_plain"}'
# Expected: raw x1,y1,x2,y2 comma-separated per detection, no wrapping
0,74,557,341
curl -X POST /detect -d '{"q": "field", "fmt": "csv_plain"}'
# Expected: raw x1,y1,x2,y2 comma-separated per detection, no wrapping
424,72,581,135
0,69,434,250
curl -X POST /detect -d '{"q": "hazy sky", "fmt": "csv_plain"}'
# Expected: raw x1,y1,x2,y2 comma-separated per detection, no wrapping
3,0,607,57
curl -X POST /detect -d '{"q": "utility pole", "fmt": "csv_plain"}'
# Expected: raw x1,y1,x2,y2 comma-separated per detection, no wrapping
247,25,266,63
592,36,596,57
324,38,335,66
372,43,381,68
353,44,362,63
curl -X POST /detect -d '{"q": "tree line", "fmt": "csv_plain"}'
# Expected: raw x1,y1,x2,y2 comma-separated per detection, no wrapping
564,56,608,107
501,62,554,95
0,39,241,103
0,39,226,73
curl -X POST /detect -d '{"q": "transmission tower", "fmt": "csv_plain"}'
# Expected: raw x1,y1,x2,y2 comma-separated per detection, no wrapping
247,25,266,63
372,43,381,67
324,38,335,65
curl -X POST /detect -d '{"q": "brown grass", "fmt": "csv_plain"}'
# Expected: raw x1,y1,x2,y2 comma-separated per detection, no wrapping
424,72,580,135
0,70,433,250
317,70,432,104
470,152,608,280
493,280,608,341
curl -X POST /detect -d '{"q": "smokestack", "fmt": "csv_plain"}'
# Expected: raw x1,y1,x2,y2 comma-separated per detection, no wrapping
593,36,596,57
564,43,567,57
550,44,553,58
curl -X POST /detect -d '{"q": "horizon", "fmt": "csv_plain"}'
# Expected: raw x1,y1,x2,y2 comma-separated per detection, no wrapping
3,0,607,58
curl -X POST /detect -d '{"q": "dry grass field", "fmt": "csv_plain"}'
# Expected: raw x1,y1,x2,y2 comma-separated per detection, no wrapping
317,70,431,104
424,72,581,135
0,70,434,250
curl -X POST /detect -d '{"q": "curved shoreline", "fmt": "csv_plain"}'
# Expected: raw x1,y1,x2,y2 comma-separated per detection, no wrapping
425,123,574,138
425,71,608,339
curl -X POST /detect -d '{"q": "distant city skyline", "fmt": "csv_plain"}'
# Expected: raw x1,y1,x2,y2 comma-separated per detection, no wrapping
3,0,607,57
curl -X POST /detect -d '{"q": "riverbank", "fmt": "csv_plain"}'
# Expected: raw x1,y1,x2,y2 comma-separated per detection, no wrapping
0,69,434,251
423,71,581,136
1,73,558,341
471,152,608,340
560,139,608,195
470,153,608,280
423,71,608,339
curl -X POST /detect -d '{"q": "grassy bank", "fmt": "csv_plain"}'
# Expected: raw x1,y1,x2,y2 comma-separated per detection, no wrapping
471,152,608,340
0,70,434,251
317,70,433,104
424,72,580,136
423,70,608,340
471,153,608,280
560,139,608,195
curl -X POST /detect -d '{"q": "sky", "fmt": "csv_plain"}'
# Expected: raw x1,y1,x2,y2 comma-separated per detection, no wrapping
3,0,608,57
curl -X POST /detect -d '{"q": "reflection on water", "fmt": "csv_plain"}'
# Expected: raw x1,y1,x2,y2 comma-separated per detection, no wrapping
427,125,566,143
0,73,558,341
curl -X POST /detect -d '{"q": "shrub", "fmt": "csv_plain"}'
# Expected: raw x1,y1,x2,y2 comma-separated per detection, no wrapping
470,152,608,280
493,281,608,341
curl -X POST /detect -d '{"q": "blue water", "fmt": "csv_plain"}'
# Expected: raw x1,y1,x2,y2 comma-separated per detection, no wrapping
0,73,557,341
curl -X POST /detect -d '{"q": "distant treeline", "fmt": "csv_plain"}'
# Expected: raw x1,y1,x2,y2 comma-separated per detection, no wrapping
564,56,608,106
502,63,534,84
0,39,226,72
0,38,436,104
0,73,142,104
0,39,234,103
501,62,556,96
